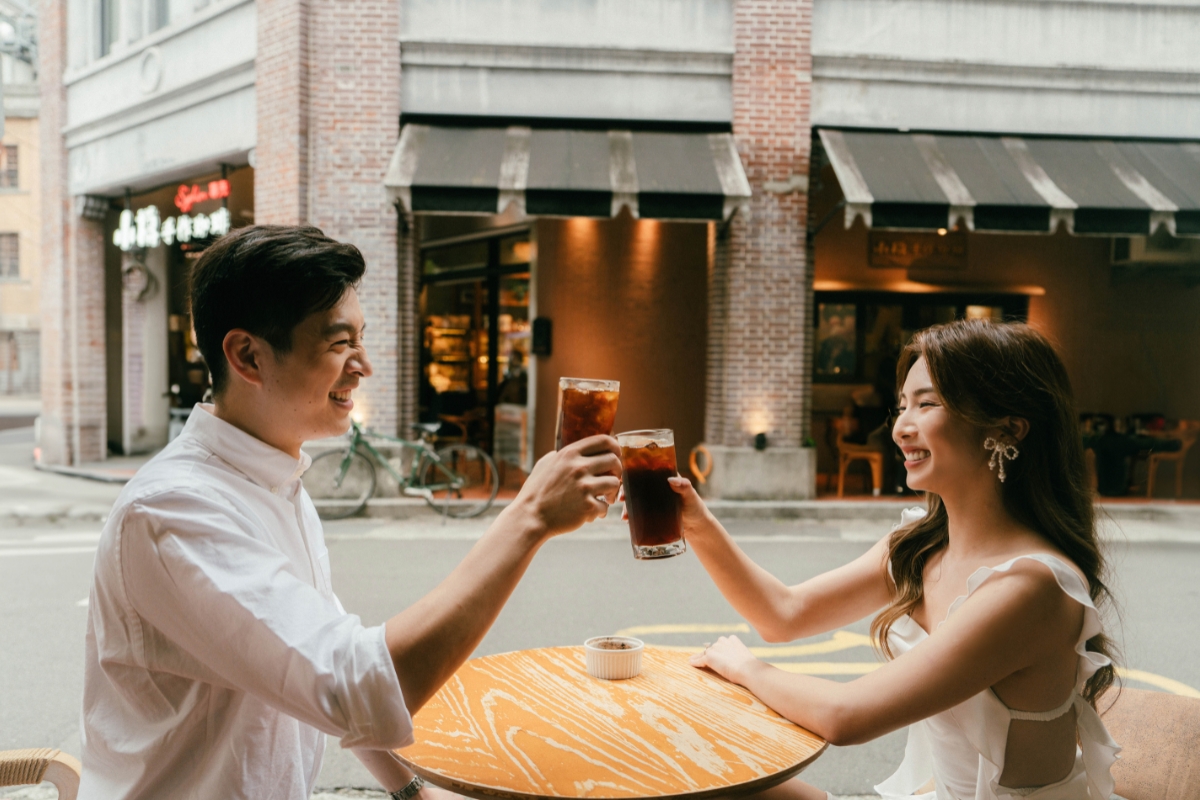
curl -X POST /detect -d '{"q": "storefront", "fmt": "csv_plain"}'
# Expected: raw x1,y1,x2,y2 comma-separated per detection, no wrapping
808,129,1200,496
104,165,254,455
386,124,751,481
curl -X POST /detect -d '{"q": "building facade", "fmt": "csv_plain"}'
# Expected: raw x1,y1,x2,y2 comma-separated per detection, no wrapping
38,0,1200,498
1,0,40,396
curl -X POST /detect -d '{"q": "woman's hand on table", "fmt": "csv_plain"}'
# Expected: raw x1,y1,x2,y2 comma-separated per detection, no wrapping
689,635,761,687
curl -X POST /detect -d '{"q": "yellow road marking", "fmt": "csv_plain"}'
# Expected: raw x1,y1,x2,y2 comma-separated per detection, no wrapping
626,626,1200,697
750,630,875,657
616,623,752,637
769,661,882,675
1117,668,1200,699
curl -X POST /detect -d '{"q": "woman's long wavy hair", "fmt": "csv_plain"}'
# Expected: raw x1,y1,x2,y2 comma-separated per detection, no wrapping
869,320,1117,707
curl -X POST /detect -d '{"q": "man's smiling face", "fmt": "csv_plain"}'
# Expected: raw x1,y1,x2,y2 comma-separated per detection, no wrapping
261,288,372,443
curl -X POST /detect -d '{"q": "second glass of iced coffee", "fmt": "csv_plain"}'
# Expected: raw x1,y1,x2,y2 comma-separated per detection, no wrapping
555,378,620,449
617,429,685,559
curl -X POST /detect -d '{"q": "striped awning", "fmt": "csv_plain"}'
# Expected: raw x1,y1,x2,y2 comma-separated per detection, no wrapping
819,129,1200,236
385,125,752,221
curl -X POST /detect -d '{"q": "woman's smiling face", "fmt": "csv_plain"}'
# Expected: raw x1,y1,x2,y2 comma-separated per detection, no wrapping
892,356,989,494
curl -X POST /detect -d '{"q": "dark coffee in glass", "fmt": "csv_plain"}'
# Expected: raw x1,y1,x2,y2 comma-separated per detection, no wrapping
617,429,685,559
555,378,620,449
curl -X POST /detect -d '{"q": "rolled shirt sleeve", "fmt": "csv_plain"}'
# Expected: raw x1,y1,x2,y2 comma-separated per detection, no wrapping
118,491,414,750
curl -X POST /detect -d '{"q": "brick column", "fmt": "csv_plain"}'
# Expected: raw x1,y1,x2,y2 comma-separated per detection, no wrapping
306,0,403,435
38,0,107,465
256,0,407,435
705,0,814,449
255,0,310,224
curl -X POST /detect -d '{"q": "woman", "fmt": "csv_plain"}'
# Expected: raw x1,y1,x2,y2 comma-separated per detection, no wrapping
679,320,1120,800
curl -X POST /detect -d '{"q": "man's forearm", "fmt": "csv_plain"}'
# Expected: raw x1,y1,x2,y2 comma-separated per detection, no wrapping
383,502,547,714
353,748,415,793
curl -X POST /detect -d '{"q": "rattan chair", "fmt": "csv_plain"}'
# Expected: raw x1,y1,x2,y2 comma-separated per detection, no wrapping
1100,687,1200,800
0,748,80,799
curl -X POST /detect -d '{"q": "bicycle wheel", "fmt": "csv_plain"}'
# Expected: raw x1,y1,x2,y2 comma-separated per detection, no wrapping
417,445,499,518
303,449,376,519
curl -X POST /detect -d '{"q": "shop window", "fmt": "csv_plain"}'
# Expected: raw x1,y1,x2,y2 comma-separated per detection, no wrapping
815,304,856,378
814,292,1029,387
150,0,170,31
0,146,17,188
0,234,19,279
419,226,532,457
965,305,1004,322
99,0,119,56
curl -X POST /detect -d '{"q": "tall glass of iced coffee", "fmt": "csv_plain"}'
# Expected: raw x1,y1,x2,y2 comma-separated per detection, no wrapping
617,429,685,559
555,378,620,449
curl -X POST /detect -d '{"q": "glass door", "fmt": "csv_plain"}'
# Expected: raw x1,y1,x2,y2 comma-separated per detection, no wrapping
419,228,532,460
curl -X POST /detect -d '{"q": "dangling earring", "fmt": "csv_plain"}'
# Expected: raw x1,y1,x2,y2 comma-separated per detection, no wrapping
984,437,1020,482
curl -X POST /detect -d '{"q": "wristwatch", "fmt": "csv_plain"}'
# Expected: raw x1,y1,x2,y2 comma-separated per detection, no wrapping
391,775,425,800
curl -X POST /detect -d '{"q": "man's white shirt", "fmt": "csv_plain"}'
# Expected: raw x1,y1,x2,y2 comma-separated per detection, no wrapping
80,405,412,800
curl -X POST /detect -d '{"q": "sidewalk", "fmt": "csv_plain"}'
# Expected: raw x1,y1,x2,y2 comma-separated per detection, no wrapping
3,425,1200,542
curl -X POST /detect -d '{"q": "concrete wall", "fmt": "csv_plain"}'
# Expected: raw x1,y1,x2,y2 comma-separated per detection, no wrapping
812,0,1200,139
64,0,255,195
532,215,709,463
399,0,733,124
811,164,1200,497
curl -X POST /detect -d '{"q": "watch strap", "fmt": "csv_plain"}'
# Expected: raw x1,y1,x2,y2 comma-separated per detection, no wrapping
391,775,425,800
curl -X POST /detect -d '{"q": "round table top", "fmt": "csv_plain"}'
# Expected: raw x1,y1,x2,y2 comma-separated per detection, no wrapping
395,646,827,800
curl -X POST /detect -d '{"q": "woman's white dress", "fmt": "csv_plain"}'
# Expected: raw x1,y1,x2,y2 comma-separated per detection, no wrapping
873,512,1121,800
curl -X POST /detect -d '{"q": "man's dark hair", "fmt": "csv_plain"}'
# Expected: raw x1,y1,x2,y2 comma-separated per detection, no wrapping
189,225,366,394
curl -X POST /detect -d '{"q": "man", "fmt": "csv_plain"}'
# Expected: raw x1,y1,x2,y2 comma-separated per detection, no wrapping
80,226,621,799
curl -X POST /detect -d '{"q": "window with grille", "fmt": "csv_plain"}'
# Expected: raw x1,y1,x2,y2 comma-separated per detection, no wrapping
151,0,170,31
100,0,120,56
0,235,19,279
0,146,16,189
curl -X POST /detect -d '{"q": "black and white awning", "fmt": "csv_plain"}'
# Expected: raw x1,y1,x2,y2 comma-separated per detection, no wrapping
385,125,752,221
819,129,1200,236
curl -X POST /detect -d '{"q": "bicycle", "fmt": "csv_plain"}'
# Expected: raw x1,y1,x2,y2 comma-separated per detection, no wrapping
302,420,499,520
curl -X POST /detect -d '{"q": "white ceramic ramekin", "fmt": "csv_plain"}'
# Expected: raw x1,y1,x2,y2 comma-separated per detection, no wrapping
584,636,644,680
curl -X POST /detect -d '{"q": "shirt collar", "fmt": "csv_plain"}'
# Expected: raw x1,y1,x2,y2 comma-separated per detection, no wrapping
183,404,313,494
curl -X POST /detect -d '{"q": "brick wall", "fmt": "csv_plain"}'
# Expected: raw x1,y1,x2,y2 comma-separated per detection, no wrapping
255,0,309,224
256,0,407,435
705,0,814,449
38,0,107,465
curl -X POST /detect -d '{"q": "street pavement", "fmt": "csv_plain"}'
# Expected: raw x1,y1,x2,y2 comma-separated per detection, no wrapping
2,414,1199,798
3,507,1200,797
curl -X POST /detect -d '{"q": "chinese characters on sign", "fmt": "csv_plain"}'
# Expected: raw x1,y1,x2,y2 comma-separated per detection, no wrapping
113,205,231,251
868,230,968,270
112,180,233,251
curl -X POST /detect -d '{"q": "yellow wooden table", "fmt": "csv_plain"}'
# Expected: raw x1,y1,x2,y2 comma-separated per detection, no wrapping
396,646,827,800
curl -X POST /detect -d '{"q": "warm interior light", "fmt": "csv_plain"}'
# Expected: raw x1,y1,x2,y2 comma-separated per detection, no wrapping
511,241,533,263
744,408,772,436
351,411,365,424
812,278,1045,296
936,228,948,236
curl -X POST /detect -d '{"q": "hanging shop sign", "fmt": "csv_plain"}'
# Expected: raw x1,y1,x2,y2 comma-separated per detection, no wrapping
175,179,231,213
113,205,232,252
